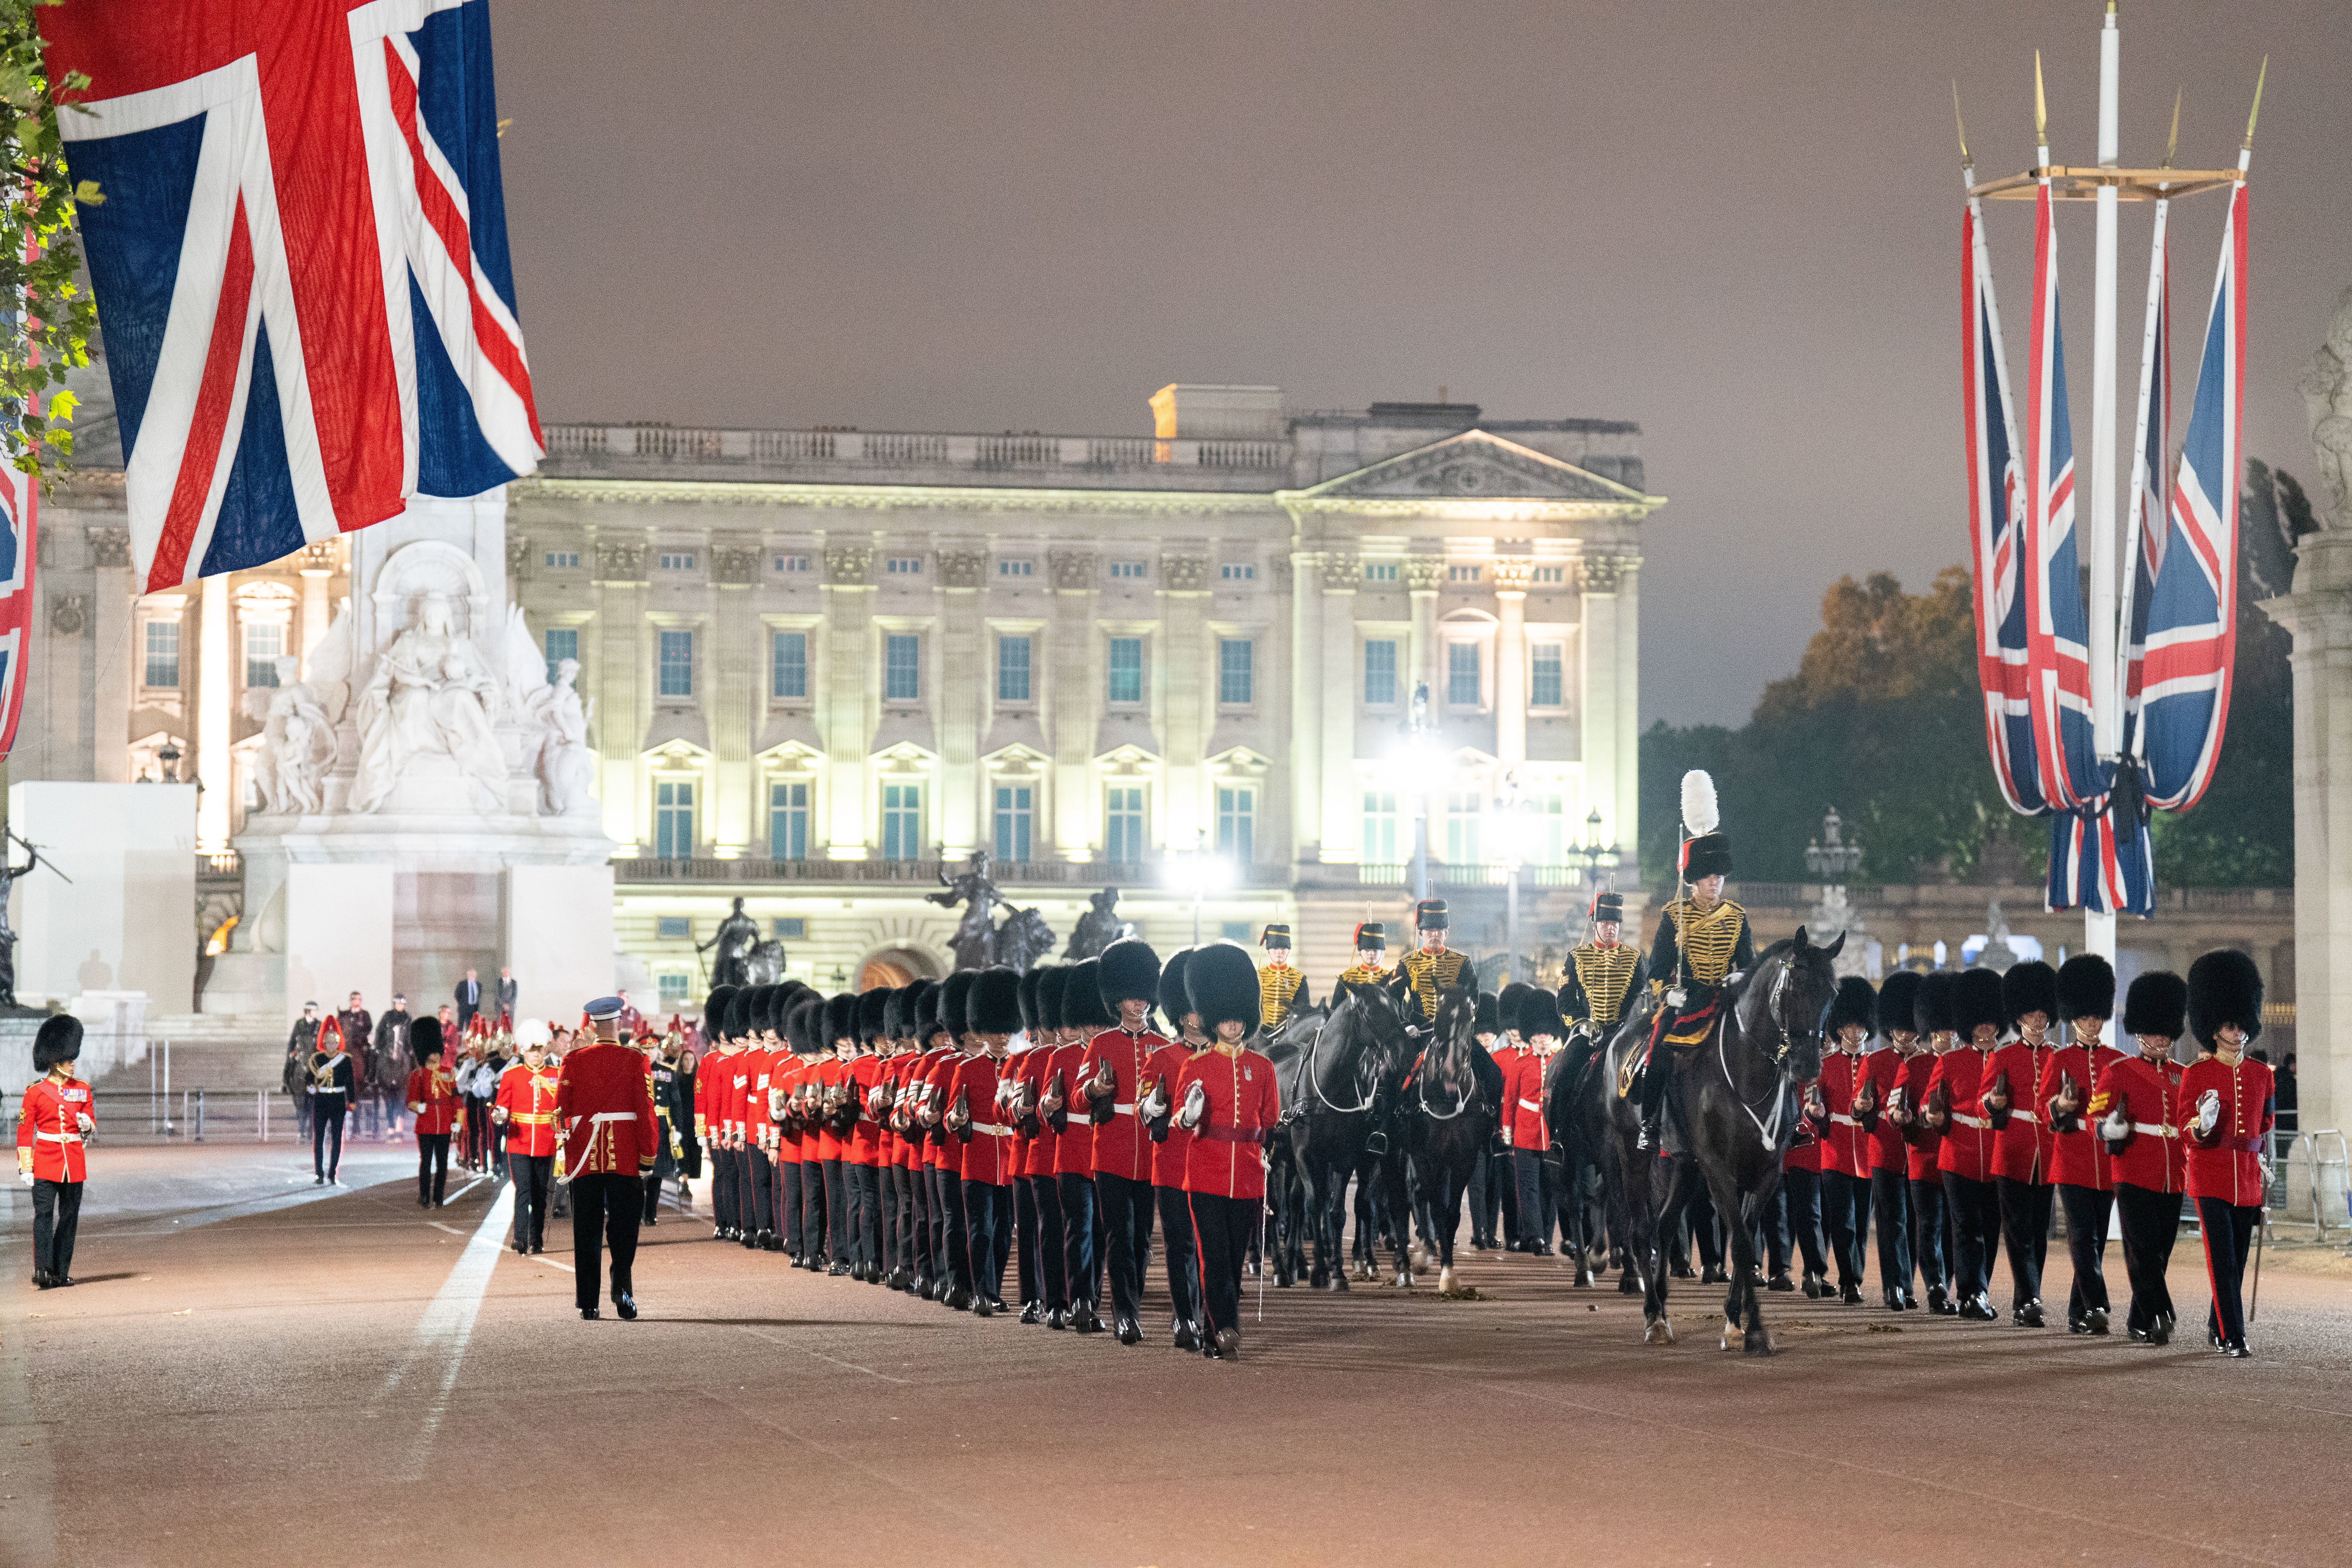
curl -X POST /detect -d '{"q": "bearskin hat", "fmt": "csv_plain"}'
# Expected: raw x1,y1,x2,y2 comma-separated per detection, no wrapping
1099,937,1162,1008
32,1014,82,1072
703,985,740,1039
1062,957,1115,1032
1913,970,1958,1036
1953,967,2006,1041
856,987,892,1045
1016,967,1045,1034
1875,971,1923,1039
757,984,793,1038
1496,981,1534,1036
1158,949,1196,1027
2122,970,2189,1040
2187,949,2263,1049
1679,832,1733,882
2001,960,2059,1029
1352,922,1386,952
967,966,1024,1036
723,986,760,1042
1034,966,1068,1034
821,991,859,1047
1824,976,1877,1038
1517,987,1566,1044
1186,942,1261,1036
912,981,944,1046
791,994,825,1056
410,1015,444,1059
1474,991,1500,1036
939,971,979,1040
2056,954,2116,1023
881,985,912,1042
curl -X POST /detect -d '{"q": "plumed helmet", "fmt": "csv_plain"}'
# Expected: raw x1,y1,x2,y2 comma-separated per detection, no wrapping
1016,967,1046,1034
1589,890,1626,923
1496,981,1534,1035
969,967,1024,1036
1517,987,1566,1043
1259,923,1292,949
2000,960,2059,1029
1913,970,1958,1036
1352,922,1386,951
1098,936,1163,1008
704,985,740,1038
856,987,892,1045
1158,949,1196,1026
1414,898,1448,931
1186,942,1261,1036
1680,833,1733,881
912,982,944,1047
1954,968,2007,1041
2187,949,2263,1049
939,972,979,1039
411,1015,445,1059
823,991,860,1047
1823,976,1877,1038
1034,966,1068,1034
1474,991,1500,1036
32,1014,82,1072
2122,970,2189,1040
2056,954,2116,1023
1875,971,1924,1038
1062,957,1115,1032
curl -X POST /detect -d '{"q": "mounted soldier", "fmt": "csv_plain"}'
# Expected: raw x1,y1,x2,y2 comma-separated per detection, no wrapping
1634,771,1753,1151
1335,923,1390,991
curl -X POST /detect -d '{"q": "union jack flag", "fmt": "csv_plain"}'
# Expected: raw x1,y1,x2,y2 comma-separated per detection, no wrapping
47,0,541,594
2022,177,2102,811
0,447,31,760
1960,200,2042,814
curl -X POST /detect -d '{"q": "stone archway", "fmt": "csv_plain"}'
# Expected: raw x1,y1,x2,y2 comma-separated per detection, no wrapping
857,945,944,991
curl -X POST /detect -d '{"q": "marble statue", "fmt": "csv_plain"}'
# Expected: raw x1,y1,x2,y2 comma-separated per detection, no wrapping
502,606,597,816
350,592,508,814
240,655,339,816
2299,283,2352,532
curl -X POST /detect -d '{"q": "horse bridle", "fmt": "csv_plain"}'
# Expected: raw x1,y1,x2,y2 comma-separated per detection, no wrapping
1415,1002,1481,1122
1720,953,1819,1151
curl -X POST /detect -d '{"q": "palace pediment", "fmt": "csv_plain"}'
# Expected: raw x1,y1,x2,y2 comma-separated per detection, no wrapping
1289,430,1649,507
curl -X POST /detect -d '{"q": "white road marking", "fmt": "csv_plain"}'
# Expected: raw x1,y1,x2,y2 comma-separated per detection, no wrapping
369,1183,514,1483
737,1324,909,1383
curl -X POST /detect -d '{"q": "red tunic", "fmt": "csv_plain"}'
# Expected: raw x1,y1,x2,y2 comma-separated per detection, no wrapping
2089,1053,2186,1194
1175,1046,1280,1199
847,1053,885,1166
1081,1026,1169,1182
1814,1050,1870,1179
2039,1042,2127,1190
555,1040,661,1177
1987,1039,2057,1183
1930,1047,1999,1183
692,1053,713,1143
770,1058,804,1164
2180,1056,2274,1208
923,1051,966,1177
1862,1048,1907,1174
1503,1050,1549,1152
952,1053,1016,1186
1895,1051,1943,1181
494,1061,561,1157
1013,1047,1056,1179
405,1065,464,1135
1145,1040,1200,1186
810,1056,846,1162
889,1054,922,1168
1490,1044,1525,1146
719,1048,751,1146
16,1076,92,1183
1044,1042,1094,1177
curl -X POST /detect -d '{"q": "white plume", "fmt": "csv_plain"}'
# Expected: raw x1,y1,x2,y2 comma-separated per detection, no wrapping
1680,769,1720,837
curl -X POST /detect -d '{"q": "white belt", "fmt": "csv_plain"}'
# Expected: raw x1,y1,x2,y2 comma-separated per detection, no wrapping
1108,1103,1135,1116
34,1131,82,1143
973,1122,1014,1137
573,1112,639,1127
1829,1114,1860,1127
1952,1114,1987,1129
2009,1108,2040,1125
1517,1098,1543,1114
2132,1122,2180,1139
310,1087,347,1096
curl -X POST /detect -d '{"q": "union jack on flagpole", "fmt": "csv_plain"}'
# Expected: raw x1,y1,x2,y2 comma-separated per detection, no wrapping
0,183,45,761
44,0,542,595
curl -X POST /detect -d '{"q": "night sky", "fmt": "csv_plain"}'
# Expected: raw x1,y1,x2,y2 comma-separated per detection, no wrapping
492,1,2348,728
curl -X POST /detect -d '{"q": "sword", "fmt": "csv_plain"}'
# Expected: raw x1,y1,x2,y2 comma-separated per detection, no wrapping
2250,1156,2272,1323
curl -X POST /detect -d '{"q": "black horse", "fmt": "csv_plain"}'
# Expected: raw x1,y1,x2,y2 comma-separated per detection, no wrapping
1543,1024,1615,1287
1274,981,1415,1291
1395,963,1501,1294
1586,929,1838,1354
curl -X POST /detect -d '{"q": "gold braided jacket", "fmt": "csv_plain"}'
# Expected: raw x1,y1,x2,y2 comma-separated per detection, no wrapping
1336,962,1390,989
1568,942,1642,1029
1259,963,1304,1030
1397,947,1468,1021
1648,897,1749,990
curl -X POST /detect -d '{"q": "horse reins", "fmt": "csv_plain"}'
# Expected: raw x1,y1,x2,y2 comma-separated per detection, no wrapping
1719,955,1812,1152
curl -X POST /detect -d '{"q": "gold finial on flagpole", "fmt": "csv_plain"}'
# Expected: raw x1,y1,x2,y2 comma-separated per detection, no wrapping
1953,81,1970,165
2164,87,2181,169
2243,56,2267,151
2034,50,2049,148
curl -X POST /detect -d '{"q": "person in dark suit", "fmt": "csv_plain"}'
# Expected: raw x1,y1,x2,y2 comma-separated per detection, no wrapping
497,966,519,1020
455,969,483,1031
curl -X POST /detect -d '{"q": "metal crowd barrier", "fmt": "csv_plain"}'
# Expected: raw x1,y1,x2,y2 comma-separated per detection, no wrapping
2288,1129,2348,1243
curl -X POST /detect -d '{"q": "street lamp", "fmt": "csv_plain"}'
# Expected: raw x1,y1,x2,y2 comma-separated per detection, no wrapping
1167,830,1232,947
1804,804,1867,963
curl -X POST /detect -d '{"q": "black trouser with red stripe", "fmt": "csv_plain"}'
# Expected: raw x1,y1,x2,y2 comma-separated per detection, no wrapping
1187,1190,1254,1338
710,1145,737,1234
1155,1183,1198,1328
2113,1181,2181,1334
801,1155,829,1259
1058,1172,1098,1308
1869,1168,1912,1301
962,1178,1009,1303
1031,1175,1069,1310
746,1148,774,1240
779,1160,804,1255
1013,1174,1039,1307
932,1165,969,1294
1995,1175,2053,1311
1908,1175,1948,1297
2057,1182,2113,1323
907,1160,933,1282
1776,1166,1828,1280
1096,1172,1152,1327
1942,1172,2000,1303
822,1158,849,1260
1819,1169,1869,1290
849,1161,883,1272
2196,1195,2259,1348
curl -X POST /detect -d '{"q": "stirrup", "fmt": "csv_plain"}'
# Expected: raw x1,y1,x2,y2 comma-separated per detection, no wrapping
1364,1129,1389,1157
1636,1118,1659,1152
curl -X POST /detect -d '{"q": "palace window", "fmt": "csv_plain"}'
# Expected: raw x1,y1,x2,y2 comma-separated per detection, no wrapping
1446,642,1481,706
881,783,923,861
1217,639,1252,706
997,558,1034,578
1221,562,1255,581
1531,642,1564,708
658,551,697,571
143,621,180,688
543,550,580,568
658,630,694,697
885,555,923,576
774,553,811,574
657,973,690,1007
1362,790,1401,863
1364,561,1397,582
1107,637,1143,705
1109,560,1147,580
773,917,806,940
1448,564,1481,584
768,780,811,859
654,779,695,859
1444,791,1482,865
243,620,283,688
1363,639,1397,706
996,635,1032,702
1105,786,1144,862
543,627,578,686
771,630,808,699
993,784,1034,862
1533,564,1565,584
1216,786,1254,861
656,916,691,940
884,634,920,701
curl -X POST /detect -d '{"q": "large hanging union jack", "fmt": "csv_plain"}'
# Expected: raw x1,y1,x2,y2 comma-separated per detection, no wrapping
45,0,542,594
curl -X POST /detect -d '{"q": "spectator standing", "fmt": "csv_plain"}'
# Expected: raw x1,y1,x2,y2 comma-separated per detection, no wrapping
497,966,519,1021
616,990,644,1038
337,992,376,1136
284,1004,321,1138
455,968,484,1032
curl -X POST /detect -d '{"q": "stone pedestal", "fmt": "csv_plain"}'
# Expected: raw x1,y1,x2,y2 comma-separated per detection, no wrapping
6,782,196,1010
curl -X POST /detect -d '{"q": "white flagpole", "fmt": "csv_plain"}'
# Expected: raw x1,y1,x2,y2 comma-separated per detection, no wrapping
2115,94,2177,753
2085,2,2122,963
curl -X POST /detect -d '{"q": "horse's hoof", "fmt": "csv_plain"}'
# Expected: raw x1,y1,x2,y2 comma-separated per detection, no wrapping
1720,1318,1741,1352
1438,1265,1459,1295
1744,1334,1777,1357
1327,1274,1349,1293
1642,1317,1676,1346
1574,1268,1595,1289
1393,1270,1414,1289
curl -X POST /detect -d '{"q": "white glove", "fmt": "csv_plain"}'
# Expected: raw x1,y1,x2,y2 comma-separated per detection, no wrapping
1138,1081,1170,1120
2101,1108,2132,1143
1178,1080,1208,1131
1665,987,1688,1009
770,1088,789,1122
2193,1088,2222,1138
868,1085,889,1115
74,1112,93,1134
554,1167,571,1187
18,1170,31,1187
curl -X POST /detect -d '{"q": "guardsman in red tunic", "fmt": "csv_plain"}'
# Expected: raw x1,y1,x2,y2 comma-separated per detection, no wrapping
874,986,915,1291
742,984,784,1253
2179,950,2274,1359
1045,962,1107,1332
556,996,662,1320
944,967,1023,1316
402,1017,463,1208
1984,960,2060,1327
18,1017,92,1289
1481,985,1526,1253
694,986,735,1240
716,990,753,1241
1922,967,2006,1320
1506,989,1564,1256
2042,955,2127,1334
1886,971,1955,1314
2090,970,2189,1344
1140,950,1207,1347
904,980,956,1299
845,988,892,1283
1862,971,1923,1311
1806,976,1878,1305
495,1033,563,1253
775,993,818,1264
1005,969,1052,1321
923,972,978,1307
1080,938,1168,1346
1174,943,1282,1361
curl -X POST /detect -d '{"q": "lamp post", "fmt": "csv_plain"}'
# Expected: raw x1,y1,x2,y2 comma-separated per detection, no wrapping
1804,805,1867,971
1169,829,1230,947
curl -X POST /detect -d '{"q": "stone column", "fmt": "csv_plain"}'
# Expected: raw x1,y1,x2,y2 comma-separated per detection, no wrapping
1493,557,1530,773
1577,554,1621,849
89,526,133,784
1612,555,1641,858
711,539,760,856
1050,548,1098,859
822,541,875,858
1318,552,1360,861
1406,552,1443,709
936,546,987,858
196,572,232,852
1289,549,1322,860
1159,550,1209,850
297,541,336,674
592,535,648,852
